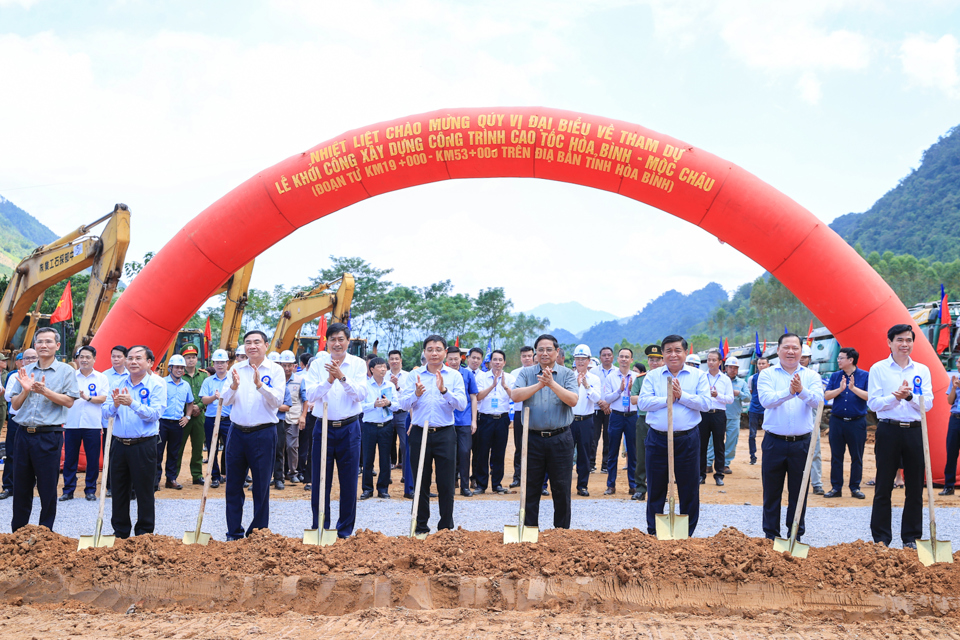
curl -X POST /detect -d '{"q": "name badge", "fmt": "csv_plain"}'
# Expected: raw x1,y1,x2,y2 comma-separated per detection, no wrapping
139,387,150,406
88,383,97,397
492,398,499,410
622,392,629,409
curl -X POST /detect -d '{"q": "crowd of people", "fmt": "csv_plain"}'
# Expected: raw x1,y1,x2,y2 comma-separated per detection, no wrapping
0,320,947,548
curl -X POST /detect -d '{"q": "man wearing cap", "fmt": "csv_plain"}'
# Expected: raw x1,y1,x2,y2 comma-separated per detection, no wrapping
304,322,366,538
800,345,825,495
510,334,578,529
630,345,664,501
360,356,396,499
221,330,285,540
700,350,732,486
474,350,514,496
757,334,825,543
446,347,479,497
638,335,711,535
824,348,869,499
592,347,616,474
199,350,233,488
571,344,600,496
156,354,194,491
176,344,208,487
102,345,165,538
280,350,305,484
62,346,108,502
601,348,638,495
1,350,35,500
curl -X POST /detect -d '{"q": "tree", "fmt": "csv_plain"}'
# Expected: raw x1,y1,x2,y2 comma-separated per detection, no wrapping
311,256,393,336
474,287,513,345
123,251,154,279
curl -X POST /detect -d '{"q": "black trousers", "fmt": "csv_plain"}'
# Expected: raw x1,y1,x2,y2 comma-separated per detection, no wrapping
570,415,594,491
699,411,726,479
361,421,393,493
512,412,524,484
761,433,811,540
298,413,316,478
11,429,62,532
2,417,19,492
943,414,960,488
748,412,764,459
646,427,700,535
156,419,183,485
592,410,610,469
409,425,456,534
274,421,286,482
634,413,649,493
827,415,867,492
474,414,509,491
871,422,924,546
524,427,574,529
110,436,157,538
455,424,473,491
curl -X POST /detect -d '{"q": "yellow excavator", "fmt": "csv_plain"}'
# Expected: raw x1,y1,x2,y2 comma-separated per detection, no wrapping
0,204,131,355
268,273,362,357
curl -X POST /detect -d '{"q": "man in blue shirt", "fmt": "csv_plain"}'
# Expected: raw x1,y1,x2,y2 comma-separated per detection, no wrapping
941,371,960,495
198,349,232,489
823,347,869,499
102,345,166,538
447,347,478,497
746,356,769,465
156,354,194,491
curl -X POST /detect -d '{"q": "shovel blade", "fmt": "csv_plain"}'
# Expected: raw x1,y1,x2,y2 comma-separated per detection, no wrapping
414,532,428,541
655,513,688,540
182,531,211,546
96,535,116,549
503,524,539,544
773,537,809,558
302,528,338,547
77,535,96,551
917,539,953,566
521,526,539,543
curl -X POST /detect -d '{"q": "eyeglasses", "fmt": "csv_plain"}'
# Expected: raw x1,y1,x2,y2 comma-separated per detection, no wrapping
34,340,57,346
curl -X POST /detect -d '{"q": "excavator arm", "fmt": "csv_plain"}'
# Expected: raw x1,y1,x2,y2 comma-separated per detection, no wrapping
76,205,131,346
269,273,355,353
216,259,255,355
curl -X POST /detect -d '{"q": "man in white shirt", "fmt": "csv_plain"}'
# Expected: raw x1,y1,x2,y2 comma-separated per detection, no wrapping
601,347,639,494
474,350,514,495
592,346,616,473
220,330,286,540
62,346,108,501
387,349,413,498
304,322,367,538
571,344,601,496
757,333,825,542
638,335,711,535
701,350,733,486
510,345,535,488
867,323,933,549
360,356,398,499
0,350,35,500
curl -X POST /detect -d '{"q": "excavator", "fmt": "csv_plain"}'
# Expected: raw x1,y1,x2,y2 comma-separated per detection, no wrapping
268,273,366,358
0,204,131,355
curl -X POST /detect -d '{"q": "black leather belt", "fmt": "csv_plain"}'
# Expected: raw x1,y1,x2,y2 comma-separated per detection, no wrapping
534,426,568,437
113,435,155,445
615,411,637,417
481,413,505,419
234,422,275,434
329,414,360,428
160,418,182,425
573,414,593,421
835,415,866,422
364,421,391,428
879,419,921,429
767,432,811,442
413,424,452,433
704,409,722,413
23,425,63,434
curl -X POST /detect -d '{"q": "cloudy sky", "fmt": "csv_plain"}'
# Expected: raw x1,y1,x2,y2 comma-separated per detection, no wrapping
1,0,958,320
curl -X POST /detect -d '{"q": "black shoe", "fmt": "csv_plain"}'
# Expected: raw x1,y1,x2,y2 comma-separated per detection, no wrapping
904,541,917,550
404,492,415,499
470,479,477,490
590,467,598,473
699,476,706,485
246,474,253,483
940,487,955,496
632,491,646,501
274,480,285,490
304,483,311,491
429,492,438,498
460,489,473,497
704,465,713,475
715,477,724,486
851,489,866,499
287,475,298,485
509,480,520,488
210,479,220,489
824,489,842,498
106,489,112,498
165,480,183,490
85,493,96,501
722,467,732,475
372,469,377,476
494,486,507,494
750,457,757,465
604,487,615,495
0,490,9,500
541,488,549,496
600,467,608,473
378,492,391,499
360,490,374,500
812,486,825,495
577,488,590,497
474,488,486,494
193,478,204,485
58,493,74,502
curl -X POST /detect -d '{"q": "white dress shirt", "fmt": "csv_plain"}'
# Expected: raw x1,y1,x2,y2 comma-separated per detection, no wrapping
601,369,638,413
66,369,109,429
867,355,933,421
361,376,397,423
303,352,367,421
704,371,734,411
220,358,286,426
388,368,410,413
757,363,824,436
573,370,602,416
4,373,19,417
509,366,526,415
475,370,515,415
637,365,711,431
399,364,467,427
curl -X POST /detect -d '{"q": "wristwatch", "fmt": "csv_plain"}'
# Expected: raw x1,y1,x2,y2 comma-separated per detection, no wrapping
905,392,914,402
339,376,347,383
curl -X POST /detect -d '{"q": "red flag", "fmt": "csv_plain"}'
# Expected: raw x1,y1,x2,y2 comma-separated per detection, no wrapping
723,338,729,357
318,316,327,350
455,336,459,348
938,288,952,354
203,317,211,359
806,319,814,346
49,281,73,324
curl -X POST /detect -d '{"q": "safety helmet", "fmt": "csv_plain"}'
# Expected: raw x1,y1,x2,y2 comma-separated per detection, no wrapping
685,353,701,366
279,350,296,363
168,354,186,367
267,351,280,362
801,344,812,357
235,345,246,356
211,349,229,362
573,344,592,358
724,356,740,367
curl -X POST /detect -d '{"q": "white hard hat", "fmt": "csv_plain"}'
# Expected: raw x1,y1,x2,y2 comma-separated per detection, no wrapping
573,344,592,358
724,356,740,367
235,345,246,356
801,344,812,357
267,351,280,361
685,353,701,366
211,349,229,362
168,354,186,367
279,350,296,363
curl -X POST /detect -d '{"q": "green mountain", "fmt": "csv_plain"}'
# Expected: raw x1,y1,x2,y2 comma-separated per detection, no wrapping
0,195,58,276
830,124,960,261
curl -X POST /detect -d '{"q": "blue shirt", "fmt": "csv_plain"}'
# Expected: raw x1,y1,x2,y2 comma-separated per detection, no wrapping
102,367,130,429
950,378,960,414
399,364,468,427
454,366,478,427
362,377,397,423
726,375,749,419
747,374,764,414
277,386,293,421
637,365,711,432
826,368,869,418
102,372,167,438
161,375,195,420
199,373,232,418
757,363,824,436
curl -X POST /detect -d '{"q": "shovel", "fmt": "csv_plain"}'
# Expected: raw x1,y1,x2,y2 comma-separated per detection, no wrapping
774,401,826,558
409,419,430,540
504,407,539,544
78,417,117,550
303,403,338,546
656,386,689,540
183,400,223,545
915,377,953,565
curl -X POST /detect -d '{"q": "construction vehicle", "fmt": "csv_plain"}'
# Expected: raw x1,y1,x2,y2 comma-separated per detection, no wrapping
296,336,369,360
268,273,356,354
0,204,130,356
910,300,960,370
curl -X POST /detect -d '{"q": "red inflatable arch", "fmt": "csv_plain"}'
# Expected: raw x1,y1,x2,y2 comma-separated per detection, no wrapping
90,107,951,479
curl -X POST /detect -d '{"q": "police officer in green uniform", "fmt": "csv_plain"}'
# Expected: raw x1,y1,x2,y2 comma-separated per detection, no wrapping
175,345,208,485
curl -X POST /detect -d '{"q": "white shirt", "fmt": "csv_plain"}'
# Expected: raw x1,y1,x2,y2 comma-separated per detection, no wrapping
66,369,109,429
601,369,638,413
573,370,602,416
637,365,711,432
475,369,515,414
303,352,367,421
4,373,19,416
388,368,411,413
220,358,286,426
704,371,734,411
399,364,468,426
510,367,526,414
867,355,933,422
757,363,824,436
361,376,397,423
